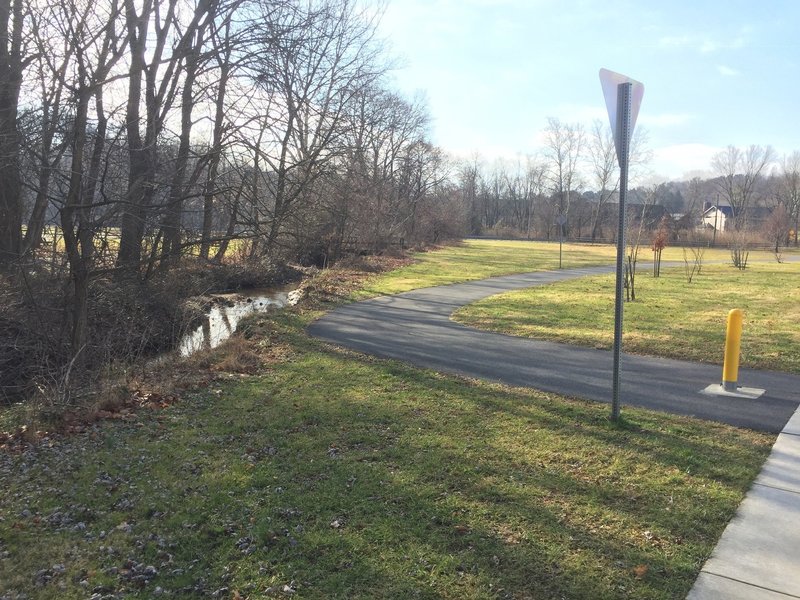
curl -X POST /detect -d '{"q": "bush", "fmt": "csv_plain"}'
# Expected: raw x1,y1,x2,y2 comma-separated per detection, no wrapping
0,272,68,405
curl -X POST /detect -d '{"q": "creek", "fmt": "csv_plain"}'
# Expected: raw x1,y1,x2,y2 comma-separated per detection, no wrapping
178,286,300,357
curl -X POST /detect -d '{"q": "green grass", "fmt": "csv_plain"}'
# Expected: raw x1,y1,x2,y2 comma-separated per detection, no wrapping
0,244,786,598
455,261,800,373
359,239,765,297
358,240,614,296
0,308,774,599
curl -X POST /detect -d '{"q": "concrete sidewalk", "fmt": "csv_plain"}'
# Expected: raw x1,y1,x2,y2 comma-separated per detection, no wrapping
688,405,800,599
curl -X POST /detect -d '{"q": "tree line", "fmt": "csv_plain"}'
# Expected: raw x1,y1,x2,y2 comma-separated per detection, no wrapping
1,0,461,368
0,0,464,404
459,128,800,247
2,0,799,406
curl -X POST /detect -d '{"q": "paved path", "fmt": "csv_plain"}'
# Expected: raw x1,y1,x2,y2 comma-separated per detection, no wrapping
309,266,800,433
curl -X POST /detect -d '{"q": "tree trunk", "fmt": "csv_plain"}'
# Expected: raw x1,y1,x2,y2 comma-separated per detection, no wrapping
116,0,150,272
0,0,24,267
118,0,188,272
23,52,71,256
23,99,59,254
160,81,194,264
61,85,92,361
161,12,210,266
213,188,241,263
199,40,230,260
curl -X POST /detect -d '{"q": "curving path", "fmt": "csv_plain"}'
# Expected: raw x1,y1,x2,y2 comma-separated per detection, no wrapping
308,266,800,433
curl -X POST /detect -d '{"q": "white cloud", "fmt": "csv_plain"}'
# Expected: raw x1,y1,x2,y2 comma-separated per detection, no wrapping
551,103,607,124
717,65,740,77
658,35,692,48
652,143,720,180
658,30,750,54
700,39,718,53
638,113,694,127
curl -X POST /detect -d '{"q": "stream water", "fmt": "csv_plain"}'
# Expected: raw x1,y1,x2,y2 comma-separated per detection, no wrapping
178,286,300,357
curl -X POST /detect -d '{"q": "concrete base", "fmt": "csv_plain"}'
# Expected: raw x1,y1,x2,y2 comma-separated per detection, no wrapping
700,384,766,399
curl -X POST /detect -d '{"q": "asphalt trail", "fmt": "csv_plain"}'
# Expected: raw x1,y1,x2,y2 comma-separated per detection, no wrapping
308,266,800,432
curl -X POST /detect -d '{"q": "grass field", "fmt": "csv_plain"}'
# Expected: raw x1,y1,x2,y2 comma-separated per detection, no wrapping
0,310,773,599
33,226,249,261
454,261,800,373
0,242,784,599
360,239,771,297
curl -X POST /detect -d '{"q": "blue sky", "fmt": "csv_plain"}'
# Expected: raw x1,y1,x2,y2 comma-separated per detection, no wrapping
378,0,799,181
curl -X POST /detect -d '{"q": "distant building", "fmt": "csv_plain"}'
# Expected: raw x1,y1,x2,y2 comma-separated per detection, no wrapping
702,204,735,232
701,203,773,232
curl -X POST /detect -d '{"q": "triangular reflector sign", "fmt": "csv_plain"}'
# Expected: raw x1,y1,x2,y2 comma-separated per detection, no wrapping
599,68,644,164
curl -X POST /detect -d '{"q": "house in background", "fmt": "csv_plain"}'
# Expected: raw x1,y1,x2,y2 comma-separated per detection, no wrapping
701,203,773,233
702,203,735,232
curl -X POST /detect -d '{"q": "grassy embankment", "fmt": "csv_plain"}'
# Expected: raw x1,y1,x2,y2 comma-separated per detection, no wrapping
0,240,777,599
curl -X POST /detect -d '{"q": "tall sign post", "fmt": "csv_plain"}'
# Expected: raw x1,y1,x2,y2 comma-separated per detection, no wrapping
599,69,644,421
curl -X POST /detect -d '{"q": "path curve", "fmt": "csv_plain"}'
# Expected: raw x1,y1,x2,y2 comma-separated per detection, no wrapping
308,266,800,433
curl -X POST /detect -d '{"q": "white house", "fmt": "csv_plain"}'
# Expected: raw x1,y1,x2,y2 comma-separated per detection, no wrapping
701,205,735,232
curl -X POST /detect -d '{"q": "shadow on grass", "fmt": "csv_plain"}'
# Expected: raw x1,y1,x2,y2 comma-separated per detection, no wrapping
0,311,769,599
190,319,767,598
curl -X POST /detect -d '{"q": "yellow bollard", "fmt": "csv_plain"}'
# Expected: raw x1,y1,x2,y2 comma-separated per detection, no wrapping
722,309,743,391
701,308,763,399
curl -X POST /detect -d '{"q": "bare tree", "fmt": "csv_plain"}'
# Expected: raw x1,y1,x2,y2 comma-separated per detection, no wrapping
157,0,221,267
248,0,384,257
651,215,669,277
459,155,481,235
762,203,791,261
625,184,661,301
682,245,705,283
542,117,584,246
2,0,446,408
500,156,545,238
711,144,775,230
20,21,72,256
587,119,617,242
775,151,800,246
360,88,428,250
117,0,218,272
54,0,126,360
198,3,241,261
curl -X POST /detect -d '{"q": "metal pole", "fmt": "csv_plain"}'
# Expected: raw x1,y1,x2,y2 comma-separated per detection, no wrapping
713,193,718,246
611,82,632,421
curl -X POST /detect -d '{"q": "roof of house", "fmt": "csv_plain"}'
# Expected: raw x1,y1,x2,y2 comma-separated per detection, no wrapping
702,205,735,218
